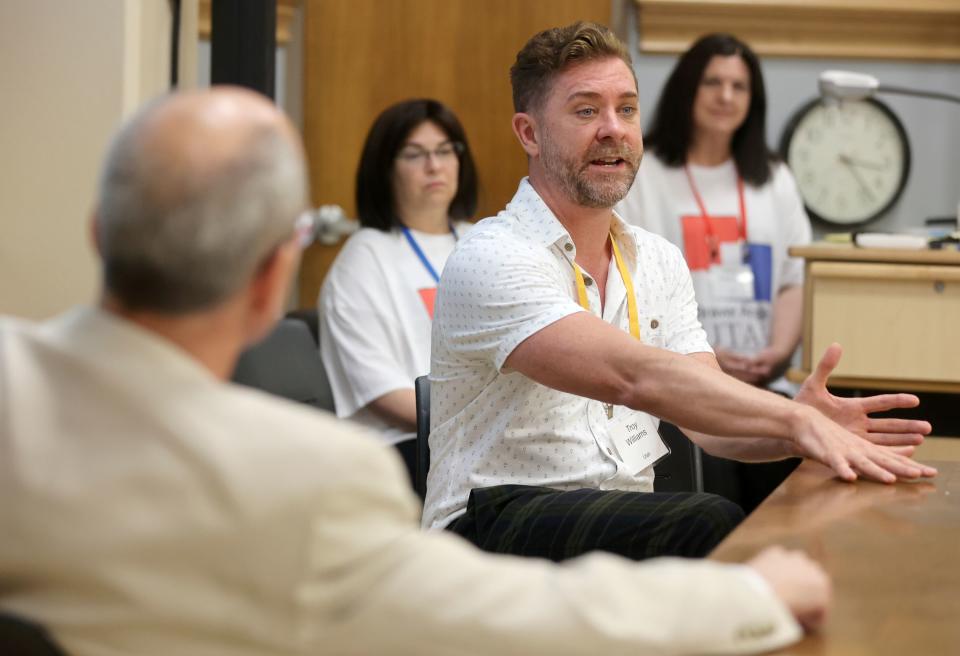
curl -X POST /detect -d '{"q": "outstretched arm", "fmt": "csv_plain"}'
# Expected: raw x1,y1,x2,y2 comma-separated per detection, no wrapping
678,353,801,462
682,345,931,461
505,312,935,482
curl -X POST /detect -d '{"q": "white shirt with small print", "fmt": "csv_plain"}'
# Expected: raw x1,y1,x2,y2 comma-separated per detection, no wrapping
423,178,713,530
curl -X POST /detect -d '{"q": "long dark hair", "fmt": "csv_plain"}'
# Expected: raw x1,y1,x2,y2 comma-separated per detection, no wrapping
355,99,478,231
644,33,777,185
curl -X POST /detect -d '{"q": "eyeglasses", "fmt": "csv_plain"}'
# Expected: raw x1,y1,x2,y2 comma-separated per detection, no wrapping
254,211,318,274
396,141,464,166
293,211,318,248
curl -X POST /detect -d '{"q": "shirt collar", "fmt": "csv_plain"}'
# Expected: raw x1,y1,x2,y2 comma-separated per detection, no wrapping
507,177,639,268
50,306,219,385
505,178,571,249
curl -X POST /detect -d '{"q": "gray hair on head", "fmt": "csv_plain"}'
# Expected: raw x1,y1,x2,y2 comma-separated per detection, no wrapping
95,93,307,314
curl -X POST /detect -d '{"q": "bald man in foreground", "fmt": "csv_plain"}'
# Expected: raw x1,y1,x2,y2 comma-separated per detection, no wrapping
1,88,828,655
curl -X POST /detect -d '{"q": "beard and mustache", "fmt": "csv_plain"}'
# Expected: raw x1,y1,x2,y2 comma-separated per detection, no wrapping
539,130,642,209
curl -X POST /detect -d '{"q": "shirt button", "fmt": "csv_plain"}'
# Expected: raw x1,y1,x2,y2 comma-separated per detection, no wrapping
564,243,573,252
650,319,659,329
584,278,593,287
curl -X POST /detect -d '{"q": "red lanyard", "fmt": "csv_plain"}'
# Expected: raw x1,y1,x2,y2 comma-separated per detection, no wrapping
683,164,748,249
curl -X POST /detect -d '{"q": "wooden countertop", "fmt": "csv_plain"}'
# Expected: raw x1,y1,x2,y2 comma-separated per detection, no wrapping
789,243,960,265
710,438,960,655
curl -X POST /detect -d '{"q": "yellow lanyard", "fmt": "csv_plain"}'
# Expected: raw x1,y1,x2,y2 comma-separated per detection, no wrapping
571,232,640,340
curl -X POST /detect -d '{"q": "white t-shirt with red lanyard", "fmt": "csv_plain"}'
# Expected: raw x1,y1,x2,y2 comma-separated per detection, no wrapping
617,154,811,388
319,222,470,445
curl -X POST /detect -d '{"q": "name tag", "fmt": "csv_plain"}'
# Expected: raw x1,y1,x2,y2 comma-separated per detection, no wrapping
608,411,670,475
700,242,751,301
705,267,753,302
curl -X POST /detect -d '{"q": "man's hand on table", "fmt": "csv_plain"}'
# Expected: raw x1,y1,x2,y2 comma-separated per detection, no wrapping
792,343,936,482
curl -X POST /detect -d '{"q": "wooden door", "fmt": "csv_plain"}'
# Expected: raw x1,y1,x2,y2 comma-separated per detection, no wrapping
298,0,612,308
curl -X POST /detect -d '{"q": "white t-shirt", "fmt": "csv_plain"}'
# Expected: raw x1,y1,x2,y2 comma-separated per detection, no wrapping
617,155,811,393
319,222,470,445
423,179,712,530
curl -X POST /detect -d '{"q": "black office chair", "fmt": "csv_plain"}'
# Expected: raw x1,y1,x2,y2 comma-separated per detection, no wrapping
414,375,431,500
0,612,67,656
653,422,704,493
284,308,320,346
232,318,335,412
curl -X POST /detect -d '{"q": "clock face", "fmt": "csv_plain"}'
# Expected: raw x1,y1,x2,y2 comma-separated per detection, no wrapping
780,98,910,225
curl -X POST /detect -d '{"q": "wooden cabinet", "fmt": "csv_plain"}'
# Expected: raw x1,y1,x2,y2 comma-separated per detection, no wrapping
791,244,960,393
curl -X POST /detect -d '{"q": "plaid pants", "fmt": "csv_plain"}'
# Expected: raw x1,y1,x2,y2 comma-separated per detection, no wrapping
447,485,744,562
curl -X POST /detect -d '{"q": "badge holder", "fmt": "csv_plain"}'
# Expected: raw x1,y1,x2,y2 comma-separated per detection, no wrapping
704,241,754,301
607,411,672,476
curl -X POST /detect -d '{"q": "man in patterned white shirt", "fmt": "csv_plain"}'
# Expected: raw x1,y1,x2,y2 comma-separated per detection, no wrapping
424,22,933,561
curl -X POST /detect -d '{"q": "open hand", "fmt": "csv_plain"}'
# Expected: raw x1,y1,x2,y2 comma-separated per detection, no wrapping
795,343,931,449
792,401,937,483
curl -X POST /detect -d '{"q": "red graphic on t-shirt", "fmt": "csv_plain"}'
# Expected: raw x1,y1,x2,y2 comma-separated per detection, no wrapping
418,287,438,319
680,215,741,271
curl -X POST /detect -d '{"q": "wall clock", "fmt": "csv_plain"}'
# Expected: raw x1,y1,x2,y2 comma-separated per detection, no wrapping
780,98,910,225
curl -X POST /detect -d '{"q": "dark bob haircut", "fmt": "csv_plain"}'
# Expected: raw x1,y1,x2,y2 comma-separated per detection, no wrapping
644,33,777,186
355,99,478,231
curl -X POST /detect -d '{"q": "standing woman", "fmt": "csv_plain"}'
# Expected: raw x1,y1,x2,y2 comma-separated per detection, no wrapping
618,34,811,393
320,99,477,477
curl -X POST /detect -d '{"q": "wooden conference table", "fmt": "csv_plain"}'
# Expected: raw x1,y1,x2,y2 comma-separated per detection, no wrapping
710,438,960,655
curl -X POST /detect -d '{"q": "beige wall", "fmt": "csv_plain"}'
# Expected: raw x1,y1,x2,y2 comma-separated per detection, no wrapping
0,0,174,319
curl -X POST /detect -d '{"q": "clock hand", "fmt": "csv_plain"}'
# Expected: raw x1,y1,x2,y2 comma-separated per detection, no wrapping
839,157,876,202
838,153,886,171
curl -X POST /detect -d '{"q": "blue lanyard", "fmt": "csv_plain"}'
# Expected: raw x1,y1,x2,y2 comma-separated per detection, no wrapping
402,225,458,284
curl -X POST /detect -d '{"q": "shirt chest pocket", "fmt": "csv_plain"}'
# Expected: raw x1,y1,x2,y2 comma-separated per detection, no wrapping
637,307,666,349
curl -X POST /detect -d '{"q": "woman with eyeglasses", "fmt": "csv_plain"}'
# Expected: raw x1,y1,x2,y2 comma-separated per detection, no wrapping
319,98,477,479
618,33,811,394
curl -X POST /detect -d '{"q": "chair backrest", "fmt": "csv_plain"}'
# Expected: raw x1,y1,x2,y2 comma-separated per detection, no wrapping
0,612,67,656
414,375,431,500
284,308,320,346
653,421,704,493
231,318,335,412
